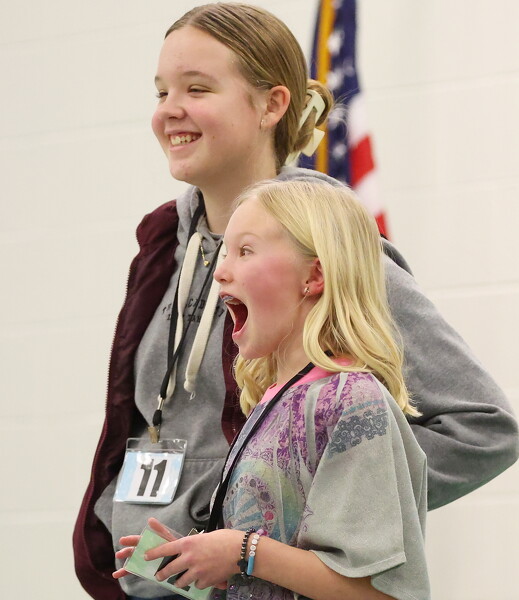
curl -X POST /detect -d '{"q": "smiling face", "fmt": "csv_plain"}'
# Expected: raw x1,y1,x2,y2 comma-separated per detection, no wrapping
214,197,315,371
152,26,275,194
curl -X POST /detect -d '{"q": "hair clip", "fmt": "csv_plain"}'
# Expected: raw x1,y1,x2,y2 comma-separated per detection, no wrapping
298,89,326,131
286,89,326,164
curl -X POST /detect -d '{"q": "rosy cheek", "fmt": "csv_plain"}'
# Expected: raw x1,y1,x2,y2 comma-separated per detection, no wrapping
151,115,171,159
151,112,164,141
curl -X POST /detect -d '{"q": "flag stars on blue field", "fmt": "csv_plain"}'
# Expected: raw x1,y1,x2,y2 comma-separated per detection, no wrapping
342,58,356,78
327,69,342,91
327,29,344,55
327,57,356,92
332,143,348,160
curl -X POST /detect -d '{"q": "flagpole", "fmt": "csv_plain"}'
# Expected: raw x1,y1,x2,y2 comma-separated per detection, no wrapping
315,0,334,174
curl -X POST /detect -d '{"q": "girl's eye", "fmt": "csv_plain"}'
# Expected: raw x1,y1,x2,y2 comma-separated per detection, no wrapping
239,246,252,257
155,91,167,100
189,86,208,94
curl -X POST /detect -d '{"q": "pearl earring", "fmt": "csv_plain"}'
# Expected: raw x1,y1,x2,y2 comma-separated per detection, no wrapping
304,286,309,295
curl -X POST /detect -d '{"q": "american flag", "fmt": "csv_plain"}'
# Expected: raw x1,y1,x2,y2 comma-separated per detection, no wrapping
300,0,389,237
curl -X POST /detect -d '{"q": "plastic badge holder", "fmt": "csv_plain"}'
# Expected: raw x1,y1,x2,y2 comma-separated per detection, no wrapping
124,523,214,600
114,438,187,504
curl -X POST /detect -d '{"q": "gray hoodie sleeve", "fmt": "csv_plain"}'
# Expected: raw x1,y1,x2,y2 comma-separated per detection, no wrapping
384,243,519,510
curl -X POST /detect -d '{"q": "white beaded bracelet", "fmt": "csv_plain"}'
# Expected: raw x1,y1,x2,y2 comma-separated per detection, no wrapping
246,528,265,576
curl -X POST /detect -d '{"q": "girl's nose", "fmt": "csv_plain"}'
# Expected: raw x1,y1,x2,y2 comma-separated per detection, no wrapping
213,263,224,283
156,92,186,120
214,254,230,283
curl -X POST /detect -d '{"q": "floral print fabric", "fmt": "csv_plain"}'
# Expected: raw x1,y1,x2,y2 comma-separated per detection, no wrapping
217,370,429,600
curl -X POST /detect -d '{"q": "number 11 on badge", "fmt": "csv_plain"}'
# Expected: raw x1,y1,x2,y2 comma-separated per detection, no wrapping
114,438,187,504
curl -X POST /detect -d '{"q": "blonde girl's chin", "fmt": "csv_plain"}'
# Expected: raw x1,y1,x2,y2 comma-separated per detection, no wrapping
237,346,264,362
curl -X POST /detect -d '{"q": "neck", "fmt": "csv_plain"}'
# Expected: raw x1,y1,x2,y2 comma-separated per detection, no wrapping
199,158,278,234
275,345,312,388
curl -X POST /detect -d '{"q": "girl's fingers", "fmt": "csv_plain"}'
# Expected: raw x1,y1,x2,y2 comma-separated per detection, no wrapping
172,569,197,590
119,534,141,547
148,517,177,542
112,567,130,579
115,546,134,560
145,540,180,561
154,552,196,587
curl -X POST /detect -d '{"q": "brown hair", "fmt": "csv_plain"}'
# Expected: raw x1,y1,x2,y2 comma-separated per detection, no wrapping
166,3,333,169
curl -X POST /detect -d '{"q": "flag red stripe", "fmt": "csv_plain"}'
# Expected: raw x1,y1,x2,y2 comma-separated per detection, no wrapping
375,213,389,238
349,135,375,186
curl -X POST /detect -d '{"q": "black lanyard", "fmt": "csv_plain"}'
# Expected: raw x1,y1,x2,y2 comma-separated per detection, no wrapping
149,199,222,441
206,361,315,532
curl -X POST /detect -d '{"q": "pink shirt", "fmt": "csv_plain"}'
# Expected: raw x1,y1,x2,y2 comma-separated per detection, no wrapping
260,358,353,405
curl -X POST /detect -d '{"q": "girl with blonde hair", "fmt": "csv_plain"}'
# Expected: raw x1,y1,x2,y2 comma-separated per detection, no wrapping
230,179,418,419
116,179,430,600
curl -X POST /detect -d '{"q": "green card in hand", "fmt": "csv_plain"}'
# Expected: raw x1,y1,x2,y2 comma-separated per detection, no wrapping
124,525,214,600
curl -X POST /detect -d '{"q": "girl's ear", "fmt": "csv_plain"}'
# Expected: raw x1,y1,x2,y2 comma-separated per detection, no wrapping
305,258,324,296
262,85,291,128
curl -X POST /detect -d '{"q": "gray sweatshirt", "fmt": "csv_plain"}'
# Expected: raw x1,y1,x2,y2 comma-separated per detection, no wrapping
96,167,518,597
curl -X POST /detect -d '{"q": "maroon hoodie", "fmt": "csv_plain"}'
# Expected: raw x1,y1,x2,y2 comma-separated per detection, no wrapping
72,200,243,599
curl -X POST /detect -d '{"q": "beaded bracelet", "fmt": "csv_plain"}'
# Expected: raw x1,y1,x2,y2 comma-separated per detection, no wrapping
236,527,256,583
246,528,265,576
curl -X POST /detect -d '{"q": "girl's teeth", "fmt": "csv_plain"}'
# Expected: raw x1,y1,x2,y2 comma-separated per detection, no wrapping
221,295,243,306
170,134,199,146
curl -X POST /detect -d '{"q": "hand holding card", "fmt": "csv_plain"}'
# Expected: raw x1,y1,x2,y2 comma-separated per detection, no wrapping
123,521,213,600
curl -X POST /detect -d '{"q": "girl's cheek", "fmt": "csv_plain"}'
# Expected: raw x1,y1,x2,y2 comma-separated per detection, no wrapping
151,112,163,139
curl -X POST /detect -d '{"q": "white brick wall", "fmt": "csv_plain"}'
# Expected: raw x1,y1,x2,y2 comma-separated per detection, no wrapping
0,1,517,598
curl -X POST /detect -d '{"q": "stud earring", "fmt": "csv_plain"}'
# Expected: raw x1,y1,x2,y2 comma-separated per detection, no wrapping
304,286,309,295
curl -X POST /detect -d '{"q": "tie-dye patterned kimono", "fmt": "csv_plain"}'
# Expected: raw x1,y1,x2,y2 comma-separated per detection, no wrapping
216,368,430,600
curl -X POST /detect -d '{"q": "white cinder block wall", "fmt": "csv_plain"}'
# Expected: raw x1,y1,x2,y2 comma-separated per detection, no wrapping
0,1,517,598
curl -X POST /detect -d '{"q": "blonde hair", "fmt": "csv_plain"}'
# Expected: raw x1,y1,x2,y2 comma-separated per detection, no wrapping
166,3,333,169
233,180,419,418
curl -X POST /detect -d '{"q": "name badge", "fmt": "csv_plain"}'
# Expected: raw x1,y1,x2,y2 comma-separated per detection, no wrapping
114,438,187,504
